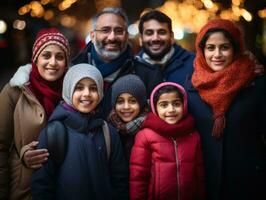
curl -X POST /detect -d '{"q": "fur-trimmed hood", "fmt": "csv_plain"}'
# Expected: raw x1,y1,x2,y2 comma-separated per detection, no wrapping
9,64,32,87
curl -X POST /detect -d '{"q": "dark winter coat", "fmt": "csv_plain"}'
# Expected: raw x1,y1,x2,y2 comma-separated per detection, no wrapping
31,103,129,200
71,42,163,118
184,75,266,200
136,44,195,86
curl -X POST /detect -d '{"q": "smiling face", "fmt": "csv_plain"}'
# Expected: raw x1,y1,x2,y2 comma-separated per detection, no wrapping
204,32,234,72
156,92,184,124
90,13,128,62
140,19,174,60
115,93,141,123
72,78,100,113
36,44,67,81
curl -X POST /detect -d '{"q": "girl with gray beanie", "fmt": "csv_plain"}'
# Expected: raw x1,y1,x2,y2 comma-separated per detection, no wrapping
31,63,129,200
108,74,148,163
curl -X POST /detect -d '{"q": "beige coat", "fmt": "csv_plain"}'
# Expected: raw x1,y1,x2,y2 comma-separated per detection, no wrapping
0,82,46,200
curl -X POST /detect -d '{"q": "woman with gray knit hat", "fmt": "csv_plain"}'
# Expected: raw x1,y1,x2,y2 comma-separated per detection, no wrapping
31,63,129,200
108,74,148,163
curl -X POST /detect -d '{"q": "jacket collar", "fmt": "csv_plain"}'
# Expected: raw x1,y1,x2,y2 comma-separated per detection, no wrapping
142,112,195,138
49,103,104,133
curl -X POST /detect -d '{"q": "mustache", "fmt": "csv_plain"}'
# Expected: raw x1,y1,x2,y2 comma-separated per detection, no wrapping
103,40,121,46
148,40,164,45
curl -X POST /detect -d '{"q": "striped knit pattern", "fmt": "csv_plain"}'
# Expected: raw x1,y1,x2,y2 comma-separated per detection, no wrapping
32,29,70,64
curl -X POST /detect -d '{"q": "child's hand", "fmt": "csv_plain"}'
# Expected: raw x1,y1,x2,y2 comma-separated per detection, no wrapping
23,141,49,169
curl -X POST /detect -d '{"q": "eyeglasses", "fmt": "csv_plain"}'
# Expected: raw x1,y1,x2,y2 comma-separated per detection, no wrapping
94,27,126,36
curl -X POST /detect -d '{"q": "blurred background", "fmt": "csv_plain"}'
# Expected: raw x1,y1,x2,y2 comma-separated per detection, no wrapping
0,0,265,89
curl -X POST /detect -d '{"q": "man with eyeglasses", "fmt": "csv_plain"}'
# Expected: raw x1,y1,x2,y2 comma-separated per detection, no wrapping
72,7,163,118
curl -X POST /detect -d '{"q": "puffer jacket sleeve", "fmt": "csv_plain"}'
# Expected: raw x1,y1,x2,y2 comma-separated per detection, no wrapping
0,84,20,199
108,125,129,200
129,129,151,200
31,128,57,200
194,132,206,200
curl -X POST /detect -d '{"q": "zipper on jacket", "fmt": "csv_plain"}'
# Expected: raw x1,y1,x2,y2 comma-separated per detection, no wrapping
172,138,181,200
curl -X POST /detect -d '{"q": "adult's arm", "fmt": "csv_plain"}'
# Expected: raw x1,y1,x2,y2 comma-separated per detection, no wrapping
0,84,20,199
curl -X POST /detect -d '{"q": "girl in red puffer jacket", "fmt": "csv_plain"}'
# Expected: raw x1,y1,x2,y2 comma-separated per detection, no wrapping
130,82,206,200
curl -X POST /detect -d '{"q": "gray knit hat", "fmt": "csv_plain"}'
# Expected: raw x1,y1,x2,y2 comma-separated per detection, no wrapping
62,63,103,106
111,74,147,110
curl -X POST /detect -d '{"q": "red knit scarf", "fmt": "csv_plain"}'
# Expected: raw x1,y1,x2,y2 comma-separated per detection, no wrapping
192,19,256,139
28,63,63,119
142,112,195,138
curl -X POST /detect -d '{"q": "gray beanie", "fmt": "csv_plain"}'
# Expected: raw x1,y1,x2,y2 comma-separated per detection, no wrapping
111,74,147,110
62,63,103,106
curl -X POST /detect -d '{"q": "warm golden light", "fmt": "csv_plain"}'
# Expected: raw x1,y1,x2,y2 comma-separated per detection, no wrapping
18,5,31,15
16,0,256,32
241,9,252,21
258,9,266,19
59,0,78,11
60,15,77,27
13,20,26,30
30,1,44,18
232,0,241,6
202,0,214,9
95,0,121,12
44,10,54,20
0,20,7,34
40,0,50,5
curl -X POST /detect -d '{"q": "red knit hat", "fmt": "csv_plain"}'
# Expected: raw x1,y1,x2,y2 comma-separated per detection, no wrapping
32,28,70,65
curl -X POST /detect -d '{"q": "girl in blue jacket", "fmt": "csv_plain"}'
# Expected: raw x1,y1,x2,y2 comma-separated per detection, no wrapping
31,63,128,200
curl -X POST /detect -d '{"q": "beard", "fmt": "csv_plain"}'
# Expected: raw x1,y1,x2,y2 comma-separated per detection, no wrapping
142,41,172,61
94,39,127,61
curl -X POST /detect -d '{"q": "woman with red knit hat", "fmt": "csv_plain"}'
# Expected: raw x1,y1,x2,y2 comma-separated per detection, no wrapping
0,28,70,200
185,19,266,200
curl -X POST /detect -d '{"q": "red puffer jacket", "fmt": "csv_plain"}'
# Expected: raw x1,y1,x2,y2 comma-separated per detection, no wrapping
130,113,205,200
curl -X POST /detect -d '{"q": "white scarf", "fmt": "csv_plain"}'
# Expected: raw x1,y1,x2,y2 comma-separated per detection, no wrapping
141,46,175,68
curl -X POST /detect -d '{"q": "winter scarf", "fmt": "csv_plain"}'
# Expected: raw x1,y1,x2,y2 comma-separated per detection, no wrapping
192,19,256,139
142,112,195,138
140,46,175,68
108,110,146,136
28,62,63,119
147,81,195,137
91,45,132,78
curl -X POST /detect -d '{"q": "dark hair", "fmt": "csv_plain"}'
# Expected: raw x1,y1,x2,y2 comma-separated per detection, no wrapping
153,85,183,112
138,10,172,34
199,28,239,54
